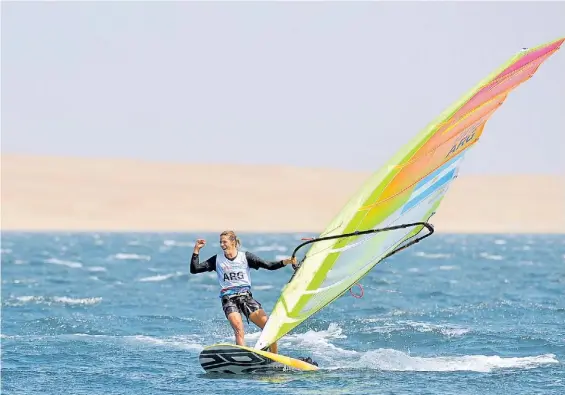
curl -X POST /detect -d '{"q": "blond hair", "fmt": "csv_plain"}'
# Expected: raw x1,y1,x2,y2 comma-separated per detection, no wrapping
220,230,241,248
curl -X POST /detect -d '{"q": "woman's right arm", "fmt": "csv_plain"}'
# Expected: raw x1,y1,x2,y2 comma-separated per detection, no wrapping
190,238,216,274
190,252,216,274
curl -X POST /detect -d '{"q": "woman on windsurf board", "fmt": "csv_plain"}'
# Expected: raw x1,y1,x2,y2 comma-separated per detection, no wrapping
190,230,295,356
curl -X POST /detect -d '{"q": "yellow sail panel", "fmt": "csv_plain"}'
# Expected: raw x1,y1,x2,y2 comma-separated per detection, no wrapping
255,37,564,351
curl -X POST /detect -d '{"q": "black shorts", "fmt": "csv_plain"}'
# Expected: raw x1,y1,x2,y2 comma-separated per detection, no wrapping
221,291,262,322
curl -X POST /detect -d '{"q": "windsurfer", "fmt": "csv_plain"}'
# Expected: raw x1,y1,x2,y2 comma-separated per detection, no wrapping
190,230,294,355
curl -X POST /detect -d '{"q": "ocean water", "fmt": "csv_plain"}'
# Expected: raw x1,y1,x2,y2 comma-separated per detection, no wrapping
1,232,564,394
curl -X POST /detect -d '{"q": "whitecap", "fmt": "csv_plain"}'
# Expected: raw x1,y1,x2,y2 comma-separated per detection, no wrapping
362,320,469,338
414,252,451,259
45,258,83,268
253,285,274,291
15,295,41,303
86,266,107,272
138,272,183,282
125,335,203,351
7,295,102,306
51,296,102,305
480,252,504,260
163,240,194,247
253,245,288,253
112,253,151,261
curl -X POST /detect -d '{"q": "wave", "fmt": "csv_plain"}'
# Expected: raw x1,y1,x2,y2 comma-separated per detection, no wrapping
275,323,356,356
253,245,288,253
86,266,107,272
253,285,274,291
43,259,107,273
414,252,451,259
5,295,102,306
272,323,558,373
360,319,469,338
4,278,38,285
163,240,195,247
18,333,205,352
137,272,185,282
438,265,459,271
52,296,102,305
45,258,83,268
123,334,203,351
111,253,151,261
480,252,504,260
350,349,558,372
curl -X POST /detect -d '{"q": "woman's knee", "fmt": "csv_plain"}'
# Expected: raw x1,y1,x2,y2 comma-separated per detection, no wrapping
227,313,245,334
249,309,268,327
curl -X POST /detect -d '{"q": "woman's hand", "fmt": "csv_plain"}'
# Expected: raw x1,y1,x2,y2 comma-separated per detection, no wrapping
194,239,206,253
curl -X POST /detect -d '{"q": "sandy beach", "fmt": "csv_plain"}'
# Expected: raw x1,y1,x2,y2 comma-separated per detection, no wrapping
1,154,564,234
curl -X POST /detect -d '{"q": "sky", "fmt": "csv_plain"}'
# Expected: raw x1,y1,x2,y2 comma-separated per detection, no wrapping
2,1,564,175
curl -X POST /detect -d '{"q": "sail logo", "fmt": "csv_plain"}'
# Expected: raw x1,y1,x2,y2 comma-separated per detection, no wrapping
446,125,478,157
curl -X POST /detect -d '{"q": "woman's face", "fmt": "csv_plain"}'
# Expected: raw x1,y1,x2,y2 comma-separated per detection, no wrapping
220,235,235,250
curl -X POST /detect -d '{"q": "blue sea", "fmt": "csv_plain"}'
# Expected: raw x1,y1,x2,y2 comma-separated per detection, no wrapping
1,232,564,394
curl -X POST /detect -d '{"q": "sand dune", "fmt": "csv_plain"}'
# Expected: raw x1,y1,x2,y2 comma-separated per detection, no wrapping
1,154,563,233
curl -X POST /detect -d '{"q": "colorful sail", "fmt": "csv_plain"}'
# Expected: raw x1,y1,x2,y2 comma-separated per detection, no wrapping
255,37,564,351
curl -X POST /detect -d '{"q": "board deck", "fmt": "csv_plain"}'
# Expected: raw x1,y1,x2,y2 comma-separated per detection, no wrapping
199,343,319,374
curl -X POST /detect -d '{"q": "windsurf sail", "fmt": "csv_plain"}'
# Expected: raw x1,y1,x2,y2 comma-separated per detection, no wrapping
255,37,564,351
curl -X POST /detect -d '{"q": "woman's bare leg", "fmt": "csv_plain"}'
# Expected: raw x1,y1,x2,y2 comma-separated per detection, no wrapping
249,309,277,354
227,311,246,346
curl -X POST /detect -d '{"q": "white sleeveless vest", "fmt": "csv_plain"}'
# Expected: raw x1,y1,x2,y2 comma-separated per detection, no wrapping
215,251,252,292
